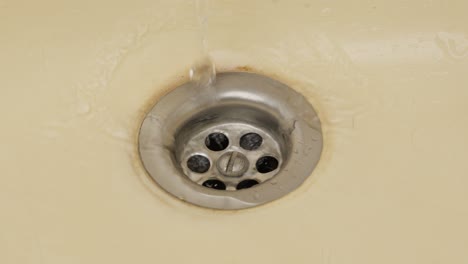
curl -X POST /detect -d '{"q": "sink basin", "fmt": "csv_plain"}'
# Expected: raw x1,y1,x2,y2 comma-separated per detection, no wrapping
1,0,467,263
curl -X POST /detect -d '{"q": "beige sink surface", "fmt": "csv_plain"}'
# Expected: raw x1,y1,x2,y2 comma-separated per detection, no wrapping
1,0,468,263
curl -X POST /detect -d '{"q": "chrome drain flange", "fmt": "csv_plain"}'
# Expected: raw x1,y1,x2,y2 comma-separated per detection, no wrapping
139,72,323,209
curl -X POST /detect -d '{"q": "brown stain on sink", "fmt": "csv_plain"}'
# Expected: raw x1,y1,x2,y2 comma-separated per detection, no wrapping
235,65,254,72
129,73,190,209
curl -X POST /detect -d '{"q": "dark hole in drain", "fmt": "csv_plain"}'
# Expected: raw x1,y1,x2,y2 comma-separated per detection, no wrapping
205,133,229,151
237,179,259,190
202,179,226,190
187,155,210,173
256,156,279,173
240,133,263,150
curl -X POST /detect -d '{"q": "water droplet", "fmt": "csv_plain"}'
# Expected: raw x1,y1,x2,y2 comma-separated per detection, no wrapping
321,8,331,16
189,56,216,88
76,101,90,114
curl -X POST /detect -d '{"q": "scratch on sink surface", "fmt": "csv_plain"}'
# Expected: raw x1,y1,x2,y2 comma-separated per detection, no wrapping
410,128,417,148
24,195,45,264
78,22,150,100
321,248,333,264
70,23,150,120
83,23,153,141
42,21,155,143
259,32,372,159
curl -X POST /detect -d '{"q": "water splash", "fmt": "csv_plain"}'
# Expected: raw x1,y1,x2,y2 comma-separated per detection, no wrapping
189,0,217,96
159,0,218,135
195,0,209,55
189,56,216,89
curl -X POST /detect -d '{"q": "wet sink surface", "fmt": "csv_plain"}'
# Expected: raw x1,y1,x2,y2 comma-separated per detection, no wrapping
1,0,468,263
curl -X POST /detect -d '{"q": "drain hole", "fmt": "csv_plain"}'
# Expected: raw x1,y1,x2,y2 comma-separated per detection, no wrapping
187,155,210,173
205,133,229,151
202,179,226,190
256,156,279,173
240,133,263,150
237,179,259,190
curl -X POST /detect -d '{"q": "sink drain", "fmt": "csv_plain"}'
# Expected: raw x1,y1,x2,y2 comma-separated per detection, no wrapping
139,72,322,209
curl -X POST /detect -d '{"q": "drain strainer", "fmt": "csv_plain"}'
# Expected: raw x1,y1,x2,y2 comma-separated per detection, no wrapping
139,72,322,209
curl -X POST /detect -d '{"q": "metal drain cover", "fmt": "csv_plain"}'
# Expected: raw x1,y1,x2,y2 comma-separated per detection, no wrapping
139,72,323,209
